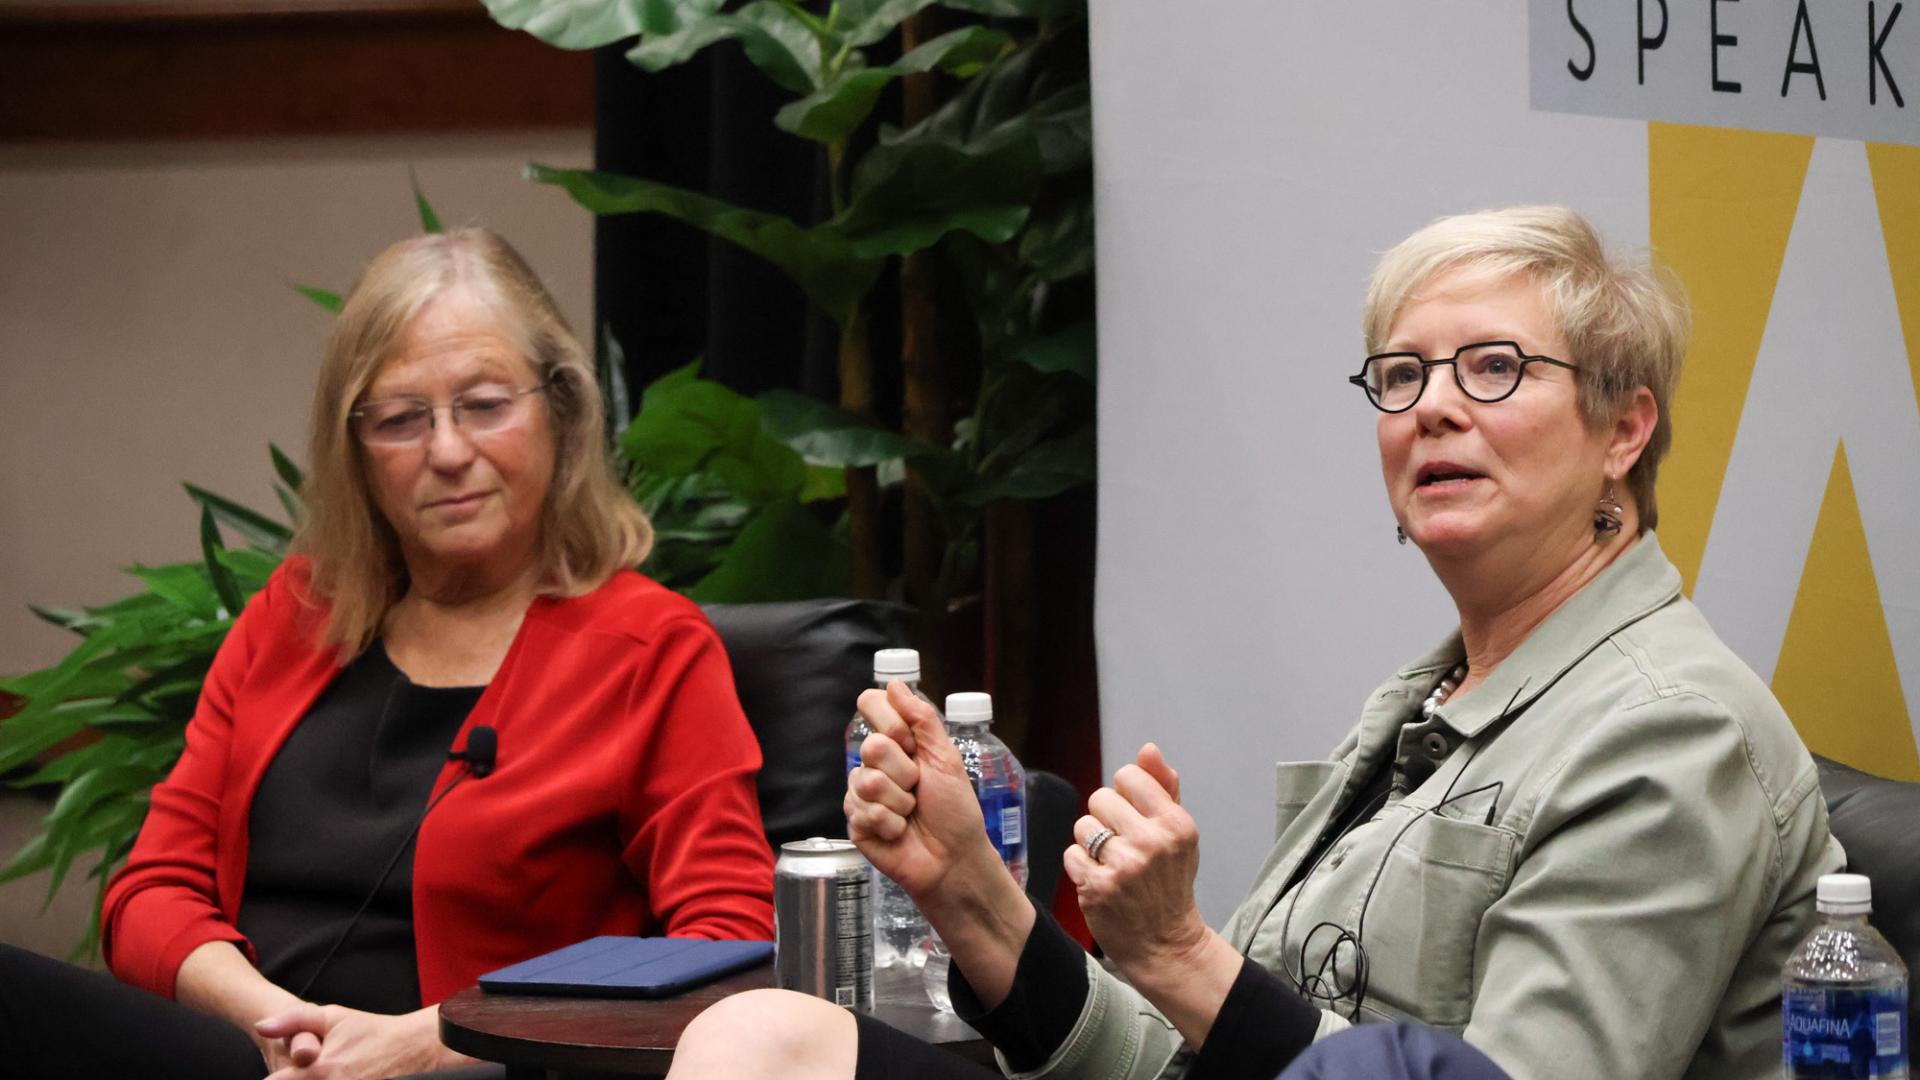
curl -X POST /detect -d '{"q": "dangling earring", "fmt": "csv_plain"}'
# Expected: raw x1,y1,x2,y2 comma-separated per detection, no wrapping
1594,482,1624,536
1396,524,1409,545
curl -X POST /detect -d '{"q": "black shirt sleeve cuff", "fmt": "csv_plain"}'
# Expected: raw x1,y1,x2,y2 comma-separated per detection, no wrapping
948,908,1091,1073
1186,956,1322,1079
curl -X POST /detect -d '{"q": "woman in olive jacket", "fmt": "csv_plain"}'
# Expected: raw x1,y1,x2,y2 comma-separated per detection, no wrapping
672,206,1845,1080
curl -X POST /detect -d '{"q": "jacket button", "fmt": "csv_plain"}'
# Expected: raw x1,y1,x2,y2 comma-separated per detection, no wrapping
1422,732,1449,758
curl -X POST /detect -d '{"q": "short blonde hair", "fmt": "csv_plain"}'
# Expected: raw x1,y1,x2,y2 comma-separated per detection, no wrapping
292,228,651,657
1362,206,1691,532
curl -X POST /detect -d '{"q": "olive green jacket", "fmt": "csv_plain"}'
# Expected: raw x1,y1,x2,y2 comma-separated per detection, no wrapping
1010,534,1845,1080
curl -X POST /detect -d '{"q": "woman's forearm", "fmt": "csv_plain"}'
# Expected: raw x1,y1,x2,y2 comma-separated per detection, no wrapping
174,939,302,1031
914,843,1037,1008
1115,926,1246,1048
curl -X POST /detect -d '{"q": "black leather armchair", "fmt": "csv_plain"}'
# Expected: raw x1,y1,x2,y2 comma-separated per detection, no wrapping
703,598,912,852
703,598,1077,905
1815,755,1919,1034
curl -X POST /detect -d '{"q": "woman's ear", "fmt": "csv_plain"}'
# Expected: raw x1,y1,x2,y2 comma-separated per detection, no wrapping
1606,386,1658,480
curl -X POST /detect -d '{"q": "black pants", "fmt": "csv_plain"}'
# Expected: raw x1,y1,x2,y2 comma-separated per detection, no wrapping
0,944,267,1079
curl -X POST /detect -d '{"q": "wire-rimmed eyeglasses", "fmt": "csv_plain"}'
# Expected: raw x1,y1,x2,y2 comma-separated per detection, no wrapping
349,378,550,447
1349,341,1579,413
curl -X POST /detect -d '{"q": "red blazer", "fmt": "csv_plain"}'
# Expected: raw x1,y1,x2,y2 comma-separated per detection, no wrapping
102,561,776,1005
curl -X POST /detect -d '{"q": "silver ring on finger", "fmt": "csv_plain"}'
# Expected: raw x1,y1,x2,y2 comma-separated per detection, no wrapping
1085,826,1115,863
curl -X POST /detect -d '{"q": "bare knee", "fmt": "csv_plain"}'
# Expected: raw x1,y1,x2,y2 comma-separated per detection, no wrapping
668,989,858,1080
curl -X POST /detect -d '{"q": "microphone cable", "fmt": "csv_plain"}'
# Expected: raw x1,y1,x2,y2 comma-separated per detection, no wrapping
291,725,496,1002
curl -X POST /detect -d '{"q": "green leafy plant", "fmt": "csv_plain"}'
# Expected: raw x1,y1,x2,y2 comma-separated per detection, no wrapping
0,458,299,959
488,0,1097,700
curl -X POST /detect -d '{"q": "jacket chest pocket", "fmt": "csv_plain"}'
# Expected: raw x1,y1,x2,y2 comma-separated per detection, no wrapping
1274,760,1343,843
1266,807,1515,1031
1350,811,1516,1029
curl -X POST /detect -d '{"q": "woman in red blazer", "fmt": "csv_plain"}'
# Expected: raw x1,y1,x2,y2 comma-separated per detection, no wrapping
1,228,774,1080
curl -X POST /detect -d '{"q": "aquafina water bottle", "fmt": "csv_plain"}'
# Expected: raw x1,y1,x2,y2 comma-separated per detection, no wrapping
923,690,1027,1011
845,649,935,969
1783,873,1909,1078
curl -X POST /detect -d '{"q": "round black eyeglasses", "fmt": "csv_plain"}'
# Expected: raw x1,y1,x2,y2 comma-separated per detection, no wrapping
1349,341,1579,413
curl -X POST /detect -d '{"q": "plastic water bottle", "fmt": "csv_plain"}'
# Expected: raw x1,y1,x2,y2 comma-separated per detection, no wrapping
924,691,1027,1011
1783,873,1909,1078
846,649,935,970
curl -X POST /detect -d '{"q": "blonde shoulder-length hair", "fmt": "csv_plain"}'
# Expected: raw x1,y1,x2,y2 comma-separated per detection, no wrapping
291,227,651,658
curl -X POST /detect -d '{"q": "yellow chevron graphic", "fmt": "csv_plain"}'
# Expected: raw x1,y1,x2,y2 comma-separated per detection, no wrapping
1772,442,1920,782
1650,126,1917,778
1648,123,1810,593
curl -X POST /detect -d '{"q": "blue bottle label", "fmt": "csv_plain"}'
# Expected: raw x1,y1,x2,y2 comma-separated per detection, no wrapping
846,748,862,775
977,785,1026,867
1783,986,1909,1078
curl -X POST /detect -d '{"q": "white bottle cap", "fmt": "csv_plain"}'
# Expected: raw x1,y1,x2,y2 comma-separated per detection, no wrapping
945,691,993,723
874,648,921,679
1816,873,1873,913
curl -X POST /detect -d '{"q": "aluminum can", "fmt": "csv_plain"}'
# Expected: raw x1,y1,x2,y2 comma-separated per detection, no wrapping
774,836,873,1007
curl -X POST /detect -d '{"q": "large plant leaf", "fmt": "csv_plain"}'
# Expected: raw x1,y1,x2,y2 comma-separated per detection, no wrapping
627,0,823,94
28,606,91,635
631,463,759,590
41,794,148,906
620,363,808,504
687,500,852,602
1017,190,1093,282
197,507,247,618
183,484,293,549
115,653,217,713
936,0,1073,17
481,0,671,50
15,732,181,789
127,564,221,622
0,697,115,777
757,390,932,466
799,464,847,502
1011,319,1092,381
1028,81,1092,176
410,169,444,234
827,34,1052,257
977,361,1086,468
0,634,130,704
834,126,1036,256
44,763,155,830
957,425,1092,505
835,0,939,47
292,285,343,314
529,165,881,325
268,444,304,492
774,26,1013,144
217,547,284,590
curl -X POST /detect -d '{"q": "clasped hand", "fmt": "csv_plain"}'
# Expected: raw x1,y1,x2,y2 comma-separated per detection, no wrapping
254,1003,458,1080
843,681,999,902
1067,744,1213,979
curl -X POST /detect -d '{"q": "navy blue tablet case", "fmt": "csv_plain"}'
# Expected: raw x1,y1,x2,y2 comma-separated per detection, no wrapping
478,936,774,998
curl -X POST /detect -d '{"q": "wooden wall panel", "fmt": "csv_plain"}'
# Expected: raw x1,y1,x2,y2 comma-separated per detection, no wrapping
0,1,593,141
